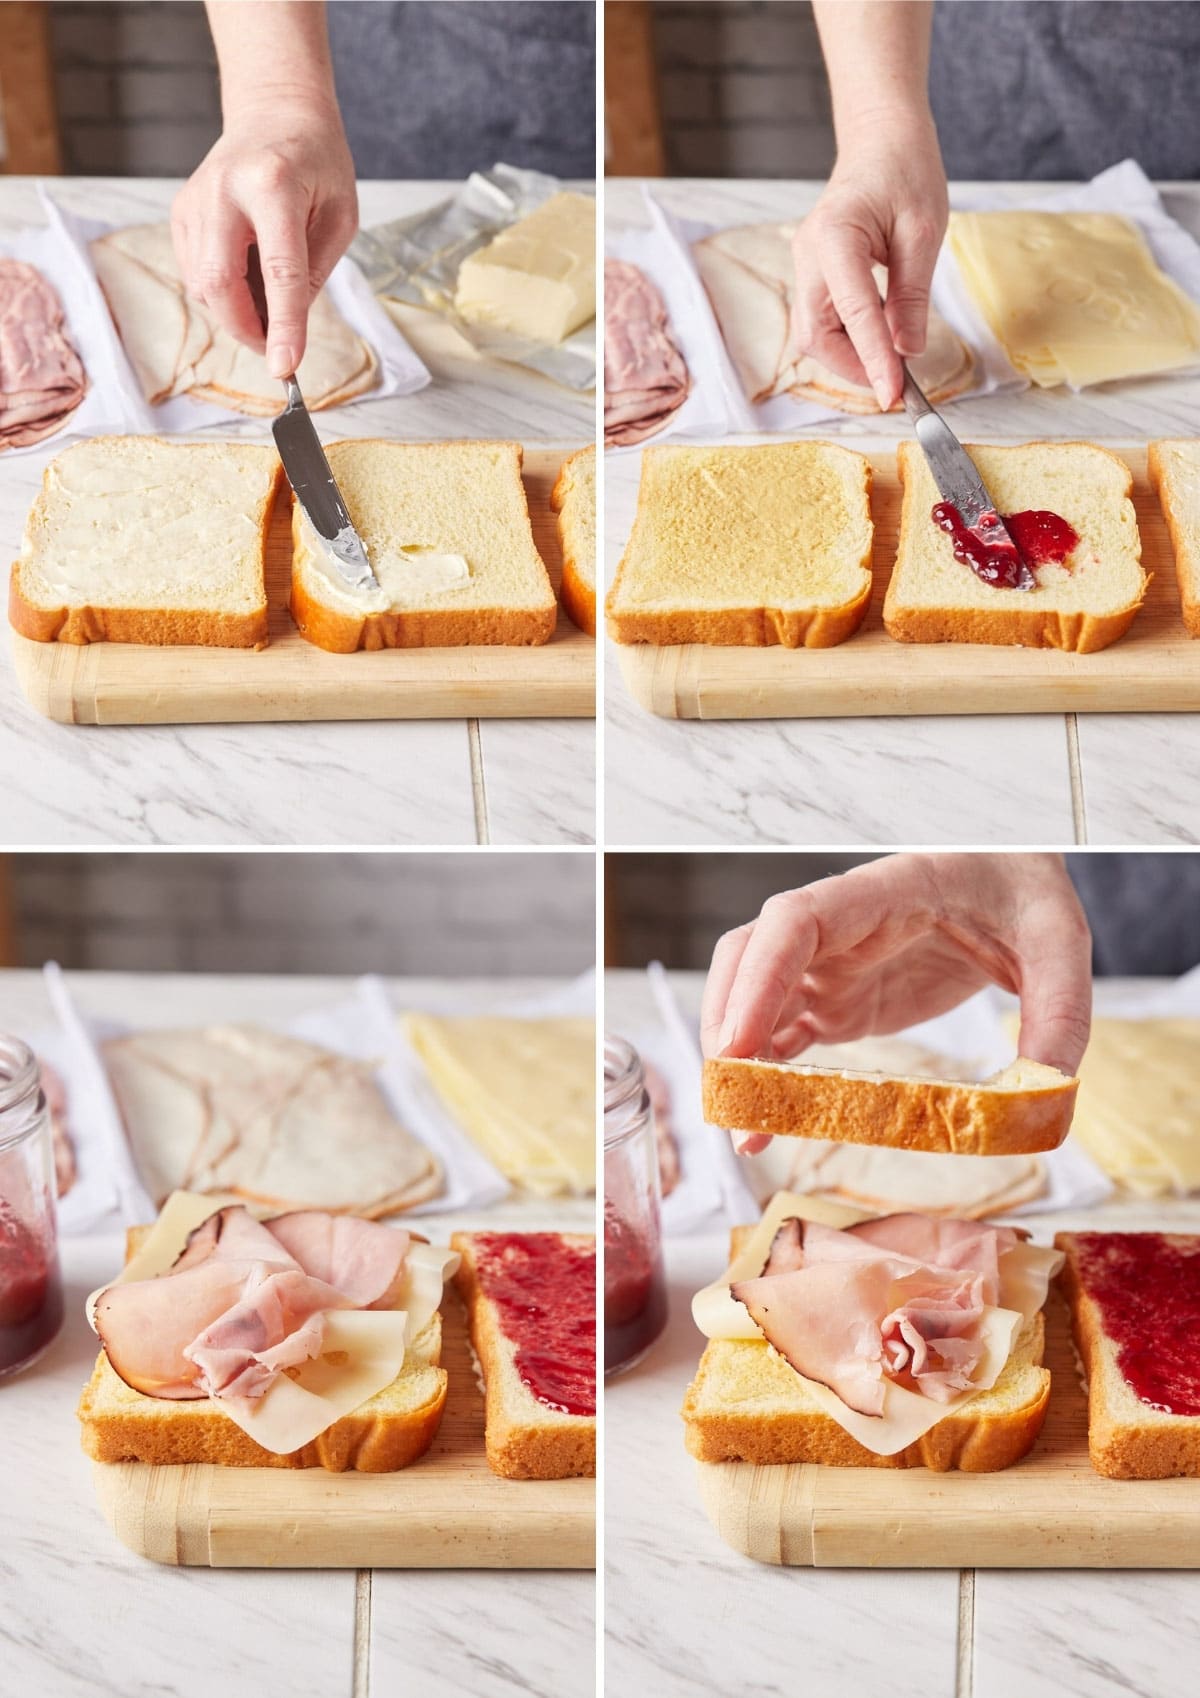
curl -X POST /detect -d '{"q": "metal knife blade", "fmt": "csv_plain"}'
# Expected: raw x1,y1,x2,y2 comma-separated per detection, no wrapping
272,385,378,593
243,245,377,594
900,364,1034,592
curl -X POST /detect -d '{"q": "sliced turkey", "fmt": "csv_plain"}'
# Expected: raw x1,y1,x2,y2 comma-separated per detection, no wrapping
604,259,690,447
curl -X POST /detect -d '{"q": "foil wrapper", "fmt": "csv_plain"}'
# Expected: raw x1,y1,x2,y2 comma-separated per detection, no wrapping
350,163,595,393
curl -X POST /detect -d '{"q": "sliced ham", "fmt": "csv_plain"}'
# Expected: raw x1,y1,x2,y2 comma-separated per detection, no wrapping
735,1209,1016,1415
93,1207,410,1402
0,260,86,449
604,259,689,448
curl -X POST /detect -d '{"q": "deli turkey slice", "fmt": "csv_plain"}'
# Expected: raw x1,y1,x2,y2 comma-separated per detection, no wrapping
604,259,690,446
0,260,87,449
693,220,975,413
91,221,376,414
103,1024,441,1216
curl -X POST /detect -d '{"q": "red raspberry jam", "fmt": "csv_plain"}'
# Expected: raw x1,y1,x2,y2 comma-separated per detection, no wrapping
0,1205,63,1375
931,502,1079,590
1073,1232,1200,1416
604,1198,667,1374
472,1232,595,1417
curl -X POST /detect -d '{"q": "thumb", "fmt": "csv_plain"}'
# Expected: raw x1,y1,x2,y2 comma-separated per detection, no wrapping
1014,925,1093,1077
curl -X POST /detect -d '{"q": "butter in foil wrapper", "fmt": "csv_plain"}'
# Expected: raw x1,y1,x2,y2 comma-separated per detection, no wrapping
350,163,595,393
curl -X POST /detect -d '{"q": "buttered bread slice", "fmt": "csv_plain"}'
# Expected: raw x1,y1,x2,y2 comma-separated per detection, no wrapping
289,439,557,653
1148,439,1200,636
884,440,1146,652
9,436,282,647
607,440,874,647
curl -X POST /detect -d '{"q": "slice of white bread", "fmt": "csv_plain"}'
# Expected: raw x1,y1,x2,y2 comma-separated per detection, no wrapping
451,1231,596,1480
552,444,596,635
289,439,557,653
606,441,874,647
702,1055,1078,1157
1057,1230,1200,1479
9,436,283,648
884,440,1146,652
682,1223,1049,1470
1148,439,1200,636
77,1224,447,1472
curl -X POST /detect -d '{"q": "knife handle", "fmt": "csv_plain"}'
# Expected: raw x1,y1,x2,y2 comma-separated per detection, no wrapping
245,244,269,339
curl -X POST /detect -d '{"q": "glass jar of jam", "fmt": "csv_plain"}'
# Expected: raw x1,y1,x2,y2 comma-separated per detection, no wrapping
0,1037,64,1378
604,1034,668,1376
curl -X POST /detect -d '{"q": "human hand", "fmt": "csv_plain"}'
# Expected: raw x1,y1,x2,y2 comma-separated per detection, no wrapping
171,102,358,377
700,853,1092,1155
789,116,948,410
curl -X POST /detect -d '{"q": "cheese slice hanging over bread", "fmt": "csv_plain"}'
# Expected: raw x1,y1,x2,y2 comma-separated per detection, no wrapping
289,439,557,653
948,210,1200,388
405,1013,595,1195
9,436,282,647
884,440,1146,652
607,441,874,648
1148,439,1200,636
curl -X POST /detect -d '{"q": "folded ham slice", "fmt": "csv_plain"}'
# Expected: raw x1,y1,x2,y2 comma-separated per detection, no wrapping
93,1206,409,1402
604,260,690,447
731,1211,1019,1416
0,260,87,449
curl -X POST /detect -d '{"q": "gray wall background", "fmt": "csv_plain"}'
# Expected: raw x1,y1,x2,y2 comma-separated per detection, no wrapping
651,0,834,178
9,853,595,977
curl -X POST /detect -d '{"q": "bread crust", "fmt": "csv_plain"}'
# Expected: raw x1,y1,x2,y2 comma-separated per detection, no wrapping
1057,1232,1200,1479
552,447,596,637
884,439,1146,653
10,450,283,650
451,1232,596,1481
607,443,874,649
1147,440,1200,638
703,1057,1078,1156
288,438,557,653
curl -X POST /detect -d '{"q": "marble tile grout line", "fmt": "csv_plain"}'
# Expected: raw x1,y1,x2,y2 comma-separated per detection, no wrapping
468,719,490,844
1066,713,1088,844
955,1569,975,1698
352,1569,372,1698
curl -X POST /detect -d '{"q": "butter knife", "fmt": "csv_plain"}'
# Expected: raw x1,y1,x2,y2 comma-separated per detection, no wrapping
246,246,378,594
900,364,1034,592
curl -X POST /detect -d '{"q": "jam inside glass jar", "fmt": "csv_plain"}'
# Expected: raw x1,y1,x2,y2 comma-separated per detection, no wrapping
604,1034,668,1376
0,1037,64,1379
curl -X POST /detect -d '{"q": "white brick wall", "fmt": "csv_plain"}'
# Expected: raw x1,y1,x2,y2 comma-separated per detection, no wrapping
10,853,596,977
48,1,220,176
651,0,835,178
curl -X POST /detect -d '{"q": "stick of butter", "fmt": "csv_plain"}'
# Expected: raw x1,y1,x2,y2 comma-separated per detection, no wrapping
455,190,596,344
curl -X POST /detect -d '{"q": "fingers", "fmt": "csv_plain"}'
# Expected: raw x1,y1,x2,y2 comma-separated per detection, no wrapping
252,181,314,377
1014,876,1094,1075
190,194,266,353
816,222,902,409
700,924,752,1058
306,193,360,296
712,889,822,1060
883,210,941,359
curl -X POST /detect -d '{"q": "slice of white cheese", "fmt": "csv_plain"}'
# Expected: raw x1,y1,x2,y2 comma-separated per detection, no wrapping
454,191,596,344
691,1191,1062,1457
87,1191,457,1455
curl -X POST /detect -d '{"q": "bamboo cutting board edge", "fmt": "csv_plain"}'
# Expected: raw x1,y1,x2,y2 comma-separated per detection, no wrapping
89,1290,596,1569
615,442,1200,720
694,1293,1200,1568
10,446,596,725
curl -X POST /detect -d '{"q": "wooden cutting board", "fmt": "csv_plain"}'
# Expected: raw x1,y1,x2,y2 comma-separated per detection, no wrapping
616,443,1200,719
90,1289,595,1568
12,448,594,725
695,1290,1200,1567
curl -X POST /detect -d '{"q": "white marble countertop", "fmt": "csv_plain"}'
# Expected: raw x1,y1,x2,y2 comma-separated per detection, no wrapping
0,969,595,1698
0,178,596,847
605,968,1200,1698
605,178,1200,848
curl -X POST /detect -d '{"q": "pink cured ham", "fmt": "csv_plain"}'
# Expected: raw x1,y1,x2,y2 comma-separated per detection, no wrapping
731,1210,1016,1416
604,260,690,447
0,260,86,449
93,1206,409,1402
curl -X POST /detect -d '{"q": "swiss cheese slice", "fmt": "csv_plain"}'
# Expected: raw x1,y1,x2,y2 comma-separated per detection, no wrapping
87,1191,457,1455
1062,1017,1200,1195
404,1013,595,1195
948,209,1200,388
691,1192,1062,1457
